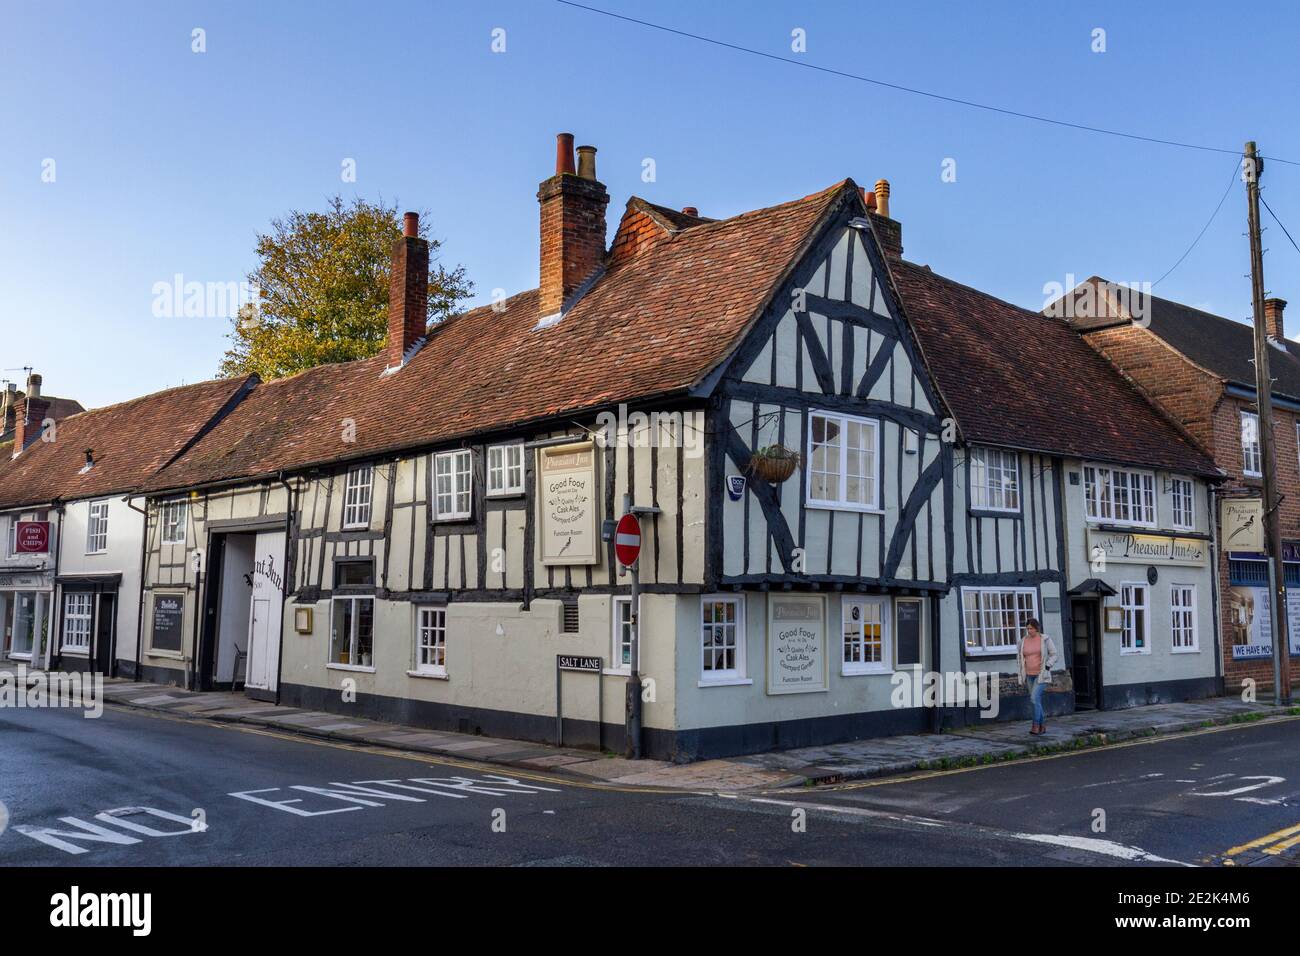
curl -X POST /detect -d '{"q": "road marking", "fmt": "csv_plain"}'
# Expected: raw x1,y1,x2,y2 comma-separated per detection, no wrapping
1192,775,1285,797
749,796,1191,865
1224,821,1300,857
1010,832,1191,866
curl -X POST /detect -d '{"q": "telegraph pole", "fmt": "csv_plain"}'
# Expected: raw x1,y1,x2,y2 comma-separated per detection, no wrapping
1244,140,1293,705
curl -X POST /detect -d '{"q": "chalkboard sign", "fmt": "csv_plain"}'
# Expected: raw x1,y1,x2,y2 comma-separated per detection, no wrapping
896,599,922,667
151,593,185,653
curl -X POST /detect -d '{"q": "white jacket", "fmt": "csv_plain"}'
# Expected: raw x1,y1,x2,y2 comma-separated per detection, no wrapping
1016,632,1059,684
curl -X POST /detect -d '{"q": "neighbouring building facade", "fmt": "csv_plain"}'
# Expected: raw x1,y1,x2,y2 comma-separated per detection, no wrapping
103,134,1224,761
0,376,256,677
1052,278,1299,695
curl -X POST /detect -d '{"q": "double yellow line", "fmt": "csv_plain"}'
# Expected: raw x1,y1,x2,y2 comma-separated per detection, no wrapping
1224,822,1300,861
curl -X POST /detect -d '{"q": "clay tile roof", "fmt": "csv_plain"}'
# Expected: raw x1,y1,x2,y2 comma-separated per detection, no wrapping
889,258,1219,477
144,181,855,492
0,376,255,509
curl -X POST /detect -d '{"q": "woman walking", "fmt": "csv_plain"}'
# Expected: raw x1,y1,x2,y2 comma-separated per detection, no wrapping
1017,618,1058,735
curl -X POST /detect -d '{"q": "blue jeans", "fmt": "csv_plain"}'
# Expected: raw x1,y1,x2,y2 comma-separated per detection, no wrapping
1027,675,1045,725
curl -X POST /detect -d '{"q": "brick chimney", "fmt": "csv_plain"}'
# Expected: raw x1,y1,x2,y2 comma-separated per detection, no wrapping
1,382,16,438
538,133,609,319
1264,297,1287,341
385,211,429,370
13,373,50,453
868,179,903,258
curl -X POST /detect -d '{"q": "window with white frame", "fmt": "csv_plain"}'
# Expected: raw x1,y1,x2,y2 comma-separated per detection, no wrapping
1083,464,1156,527
842,596,890,674
962,587,1037,654
61,593,93,652
342,465,373,529
415,606,447,675
700,595,744,682
86,500,109,553
611,597,640,672
434,450,472,520
487,443,524,497
1170,477,1194,531
1120,583,1149,653
1170,585,1197,652
330,595,374,667
161,500,187,544
1241,411,1262,477
970,447,1020,512
808,410,879,511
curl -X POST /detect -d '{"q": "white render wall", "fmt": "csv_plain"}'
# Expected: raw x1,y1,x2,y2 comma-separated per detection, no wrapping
56,495,145,666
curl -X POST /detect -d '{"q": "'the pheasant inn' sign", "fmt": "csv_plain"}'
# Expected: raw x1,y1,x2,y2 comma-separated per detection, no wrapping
1086,529,1208,567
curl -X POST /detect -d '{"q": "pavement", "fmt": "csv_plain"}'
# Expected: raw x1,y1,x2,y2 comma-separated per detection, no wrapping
84,676,1300,791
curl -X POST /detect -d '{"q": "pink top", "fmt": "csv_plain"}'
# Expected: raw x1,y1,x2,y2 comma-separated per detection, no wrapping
1023,633,1043,676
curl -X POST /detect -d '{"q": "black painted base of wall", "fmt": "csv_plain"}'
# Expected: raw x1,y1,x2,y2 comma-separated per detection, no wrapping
1101,675,1220,711
116,659,138,681
279,682,941,763
135,661,186,686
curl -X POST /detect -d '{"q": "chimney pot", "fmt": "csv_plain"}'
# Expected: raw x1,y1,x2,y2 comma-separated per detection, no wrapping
576,145,597,181
555,133,576,175
403,211,419,238
681,206,698,217
1265,297,1288,340
860,186,876,210
27,373,41,399
873,179,891,219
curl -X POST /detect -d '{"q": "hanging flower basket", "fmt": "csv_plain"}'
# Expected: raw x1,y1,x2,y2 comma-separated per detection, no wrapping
748,444,801,483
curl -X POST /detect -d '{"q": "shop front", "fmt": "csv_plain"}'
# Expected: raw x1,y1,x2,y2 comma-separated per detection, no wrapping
0,570,55,666
1223,541,1300,665
1075,524,1218,709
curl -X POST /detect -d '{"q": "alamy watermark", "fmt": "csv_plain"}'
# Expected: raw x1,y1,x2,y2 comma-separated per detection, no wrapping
0,666,103,718
891,669,1000,719
151,274,260,320
593,404,704,459
1042,273,1152,326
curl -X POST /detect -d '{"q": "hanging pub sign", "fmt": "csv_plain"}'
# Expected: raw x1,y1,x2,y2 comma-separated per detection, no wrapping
14,521,50,554
539,441,599,566
1086,529,1207,567
1221,498,1265,553
767,594,827,695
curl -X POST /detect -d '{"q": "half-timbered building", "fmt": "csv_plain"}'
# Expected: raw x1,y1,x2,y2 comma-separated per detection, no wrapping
127,134,1222,760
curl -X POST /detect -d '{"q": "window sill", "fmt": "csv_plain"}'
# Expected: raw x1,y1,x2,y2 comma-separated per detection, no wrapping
432,515,473,525
841,666,892,677
965,647,1017,658
6,652,32,661
486,490,525,500
1119,648,1151,656
146,650,186,661
970,508,1021,519
340,524,370,532
407,669,449,680
326,662,376,673
807,501,883,515
603,667,633,677
60,648,89,657
697,677,752,688
1170,646,1200,655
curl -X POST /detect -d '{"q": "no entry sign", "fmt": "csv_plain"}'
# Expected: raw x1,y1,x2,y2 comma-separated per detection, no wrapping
614,513,641,567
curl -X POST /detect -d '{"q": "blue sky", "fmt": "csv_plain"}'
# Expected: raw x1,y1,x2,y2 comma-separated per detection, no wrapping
3,0,1299,408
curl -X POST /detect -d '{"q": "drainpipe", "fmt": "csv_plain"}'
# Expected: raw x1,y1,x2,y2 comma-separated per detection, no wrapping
274,473,296,705
46,501,65,673
1207,483,1224,697
124,494,150,681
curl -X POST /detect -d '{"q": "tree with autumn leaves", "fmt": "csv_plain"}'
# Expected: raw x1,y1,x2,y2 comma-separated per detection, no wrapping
219,196,471,379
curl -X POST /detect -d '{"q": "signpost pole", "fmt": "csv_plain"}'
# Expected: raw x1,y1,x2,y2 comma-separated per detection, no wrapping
621,494,643,759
